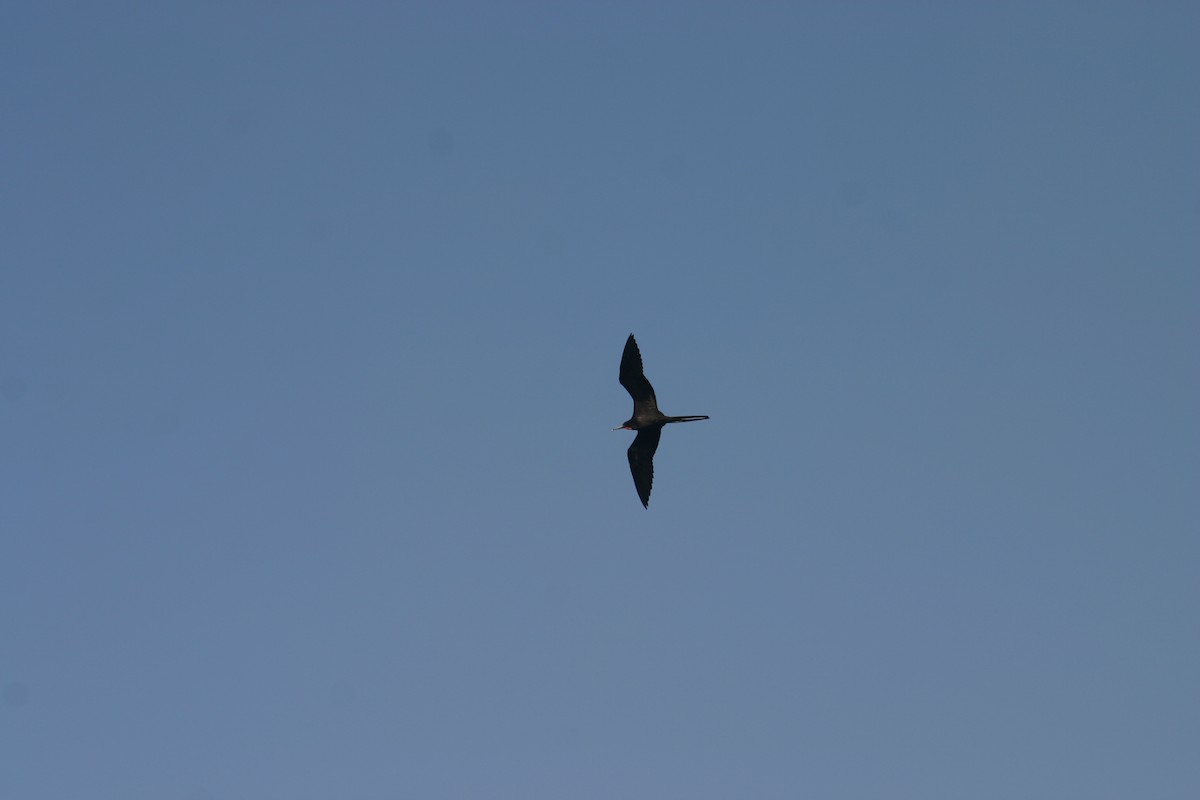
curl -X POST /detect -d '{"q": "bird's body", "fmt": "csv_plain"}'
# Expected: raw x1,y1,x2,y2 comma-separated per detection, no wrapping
614,334,709,508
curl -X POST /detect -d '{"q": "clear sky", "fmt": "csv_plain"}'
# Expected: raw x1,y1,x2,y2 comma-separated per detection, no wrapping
3,3,1198,798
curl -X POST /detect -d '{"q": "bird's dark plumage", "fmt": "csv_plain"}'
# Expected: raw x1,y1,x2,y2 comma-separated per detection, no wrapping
614,334,708,508
626,427,661,509
619,334,658,414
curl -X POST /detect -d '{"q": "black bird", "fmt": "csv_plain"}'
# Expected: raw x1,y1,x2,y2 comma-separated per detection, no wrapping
614,333,709,508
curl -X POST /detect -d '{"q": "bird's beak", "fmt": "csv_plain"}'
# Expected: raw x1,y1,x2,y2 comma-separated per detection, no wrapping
612,425,630,431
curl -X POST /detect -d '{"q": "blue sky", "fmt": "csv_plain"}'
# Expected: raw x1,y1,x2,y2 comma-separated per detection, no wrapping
3,2,1198,798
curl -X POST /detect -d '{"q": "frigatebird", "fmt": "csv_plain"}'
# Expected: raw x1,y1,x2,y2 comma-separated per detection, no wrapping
613,333,709,508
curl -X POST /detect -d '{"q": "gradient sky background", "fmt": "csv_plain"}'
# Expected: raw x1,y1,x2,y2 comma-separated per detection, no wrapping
3,3,1198,798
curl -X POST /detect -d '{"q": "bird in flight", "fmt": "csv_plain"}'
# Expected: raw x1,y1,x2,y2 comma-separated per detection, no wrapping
614,333,709,508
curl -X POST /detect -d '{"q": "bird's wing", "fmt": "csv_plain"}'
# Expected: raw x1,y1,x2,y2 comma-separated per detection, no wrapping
627,427,661,508
619,334,659,413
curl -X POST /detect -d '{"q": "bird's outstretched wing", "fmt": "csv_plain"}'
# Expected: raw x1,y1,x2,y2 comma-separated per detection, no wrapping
619,333,659,414
627,427,661,508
